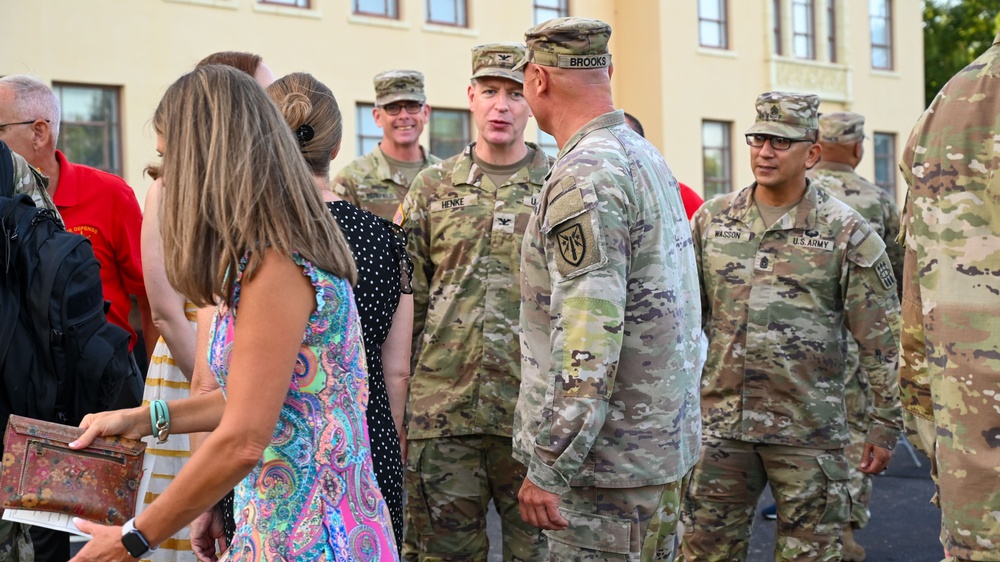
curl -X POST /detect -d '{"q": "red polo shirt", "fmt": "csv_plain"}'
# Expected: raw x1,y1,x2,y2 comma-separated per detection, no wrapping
52,151,145,350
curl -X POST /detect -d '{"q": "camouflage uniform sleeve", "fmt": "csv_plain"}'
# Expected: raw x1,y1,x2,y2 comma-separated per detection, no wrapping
401,174,431,372
525,172,628,495
897,193,936,457
843,224,904,450
690,203,713,331
331,167,362,208
10,151,59,217
880,191,904,299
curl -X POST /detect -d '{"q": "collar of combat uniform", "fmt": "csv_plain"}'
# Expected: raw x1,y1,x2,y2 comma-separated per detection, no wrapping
449,141,551,188
727,178,825,231
811,160,855,174
558,109,626,160
371,143,434,185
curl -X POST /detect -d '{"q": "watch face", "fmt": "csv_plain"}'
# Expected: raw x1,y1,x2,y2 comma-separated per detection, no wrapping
122,530,150,558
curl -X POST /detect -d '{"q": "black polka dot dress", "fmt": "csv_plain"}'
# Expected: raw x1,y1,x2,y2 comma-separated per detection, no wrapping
328,200,412,548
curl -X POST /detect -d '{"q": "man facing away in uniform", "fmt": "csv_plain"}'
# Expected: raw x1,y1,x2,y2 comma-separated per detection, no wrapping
513,17,704,561
680,92,903,562
398,43,552,561
807,111,903,561
0,75,156,562
899,28,1000,562
622,111,704,219
333,70,440,221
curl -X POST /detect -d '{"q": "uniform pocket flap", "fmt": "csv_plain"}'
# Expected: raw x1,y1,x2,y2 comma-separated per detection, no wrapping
816,453,850,482
544,506,631,555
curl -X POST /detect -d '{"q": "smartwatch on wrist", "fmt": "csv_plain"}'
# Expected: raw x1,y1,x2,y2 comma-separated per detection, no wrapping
121,518,156,558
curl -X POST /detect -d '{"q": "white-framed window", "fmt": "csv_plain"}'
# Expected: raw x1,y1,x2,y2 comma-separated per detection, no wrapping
698,0,728,49
702,120,732,199
53,83,123,176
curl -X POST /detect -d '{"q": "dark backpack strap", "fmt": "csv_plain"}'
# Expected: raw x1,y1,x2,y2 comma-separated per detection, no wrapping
0,140,15,199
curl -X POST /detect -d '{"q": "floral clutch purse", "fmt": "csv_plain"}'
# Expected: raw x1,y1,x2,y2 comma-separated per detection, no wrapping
0,415,145,526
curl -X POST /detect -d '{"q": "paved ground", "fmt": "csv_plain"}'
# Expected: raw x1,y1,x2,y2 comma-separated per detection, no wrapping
70,441,941,560
485,440,942,561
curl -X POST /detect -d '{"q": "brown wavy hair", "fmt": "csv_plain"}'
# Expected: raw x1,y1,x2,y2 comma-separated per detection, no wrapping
154,65,356,306
195,51,263,77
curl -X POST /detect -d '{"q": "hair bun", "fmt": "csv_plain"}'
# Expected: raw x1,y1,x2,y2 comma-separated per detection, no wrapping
279,91,313,130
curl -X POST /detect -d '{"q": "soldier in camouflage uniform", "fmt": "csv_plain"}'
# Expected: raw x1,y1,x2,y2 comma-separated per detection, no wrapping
898,29,1000,562
807,111,903,561
680,92,903,562
513,18,704,562
398,43,551,562
332,70,440,221
0,145,51,562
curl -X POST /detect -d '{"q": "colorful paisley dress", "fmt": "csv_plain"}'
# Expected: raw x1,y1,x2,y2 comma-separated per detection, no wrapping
208,253,398,561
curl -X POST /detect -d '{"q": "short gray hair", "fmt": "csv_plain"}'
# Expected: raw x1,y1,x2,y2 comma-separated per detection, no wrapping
0,75,61,142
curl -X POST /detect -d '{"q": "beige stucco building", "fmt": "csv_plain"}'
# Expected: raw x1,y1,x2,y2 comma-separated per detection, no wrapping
1,0,923,205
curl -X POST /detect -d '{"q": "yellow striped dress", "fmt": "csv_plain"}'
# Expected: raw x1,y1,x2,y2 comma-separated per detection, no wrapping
138,302,197,561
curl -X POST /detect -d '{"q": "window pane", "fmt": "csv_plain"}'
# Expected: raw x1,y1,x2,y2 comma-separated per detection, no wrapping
54,84,121,176
356,103,382,157
869,0,887,18
430,109,470,159
773,0,783,55
355,0,397,17
702,121,732,199
793,3,808,29
871,18,887,44
428,0,456,23
533,0,566,24
699,0,720,20
700,22,721,47
872,47,889,69
873,132,896,197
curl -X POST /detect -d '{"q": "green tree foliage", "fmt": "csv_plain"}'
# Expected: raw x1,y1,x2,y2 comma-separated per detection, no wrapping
924,0,1000,106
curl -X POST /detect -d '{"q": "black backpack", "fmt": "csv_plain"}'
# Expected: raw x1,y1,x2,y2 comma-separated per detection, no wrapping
0,140,133,438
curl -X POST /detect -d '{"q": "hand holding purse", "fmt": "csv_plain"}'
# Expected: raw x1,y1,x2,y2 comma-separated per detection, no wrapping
0,414,146,526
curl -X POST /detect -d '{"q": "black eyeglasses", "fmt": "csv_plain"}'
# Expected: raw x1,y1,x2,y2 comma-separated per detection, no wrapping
0,119,49,131
380,102,424,116
745,134,814,151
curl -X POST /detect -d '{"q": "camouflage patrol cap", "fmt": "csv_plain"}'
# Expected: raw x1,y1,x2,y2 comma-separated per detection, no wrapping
745,91,819,140
818,112,866,144
472,43,526,84
373,70,426,106
512,17,612,72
